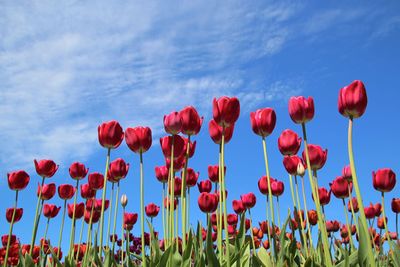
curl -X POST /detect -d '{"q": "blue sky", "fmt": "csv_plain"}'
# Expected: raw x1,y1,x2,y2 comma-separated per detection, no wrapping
1,1,399,251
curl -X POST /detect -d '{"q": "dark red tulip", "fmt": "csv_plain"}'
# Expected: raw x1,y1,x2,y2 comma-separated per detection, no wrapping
69,162,88,180
88,172,104,190
232,199,245,214
124,212,138,226
7,170,30,191
198,192,219,213
330,176,352,199
6,208,23,223
2,235,16,247
282,155,303,176
108,158,129,182
208,119,235,144
250,108,276,137
184,168,199,187
125,126,152,154
43,204,61,218
160,135,185,159
145,203,160,218
180,106,203,136
155,166,169,183
214,189,228,202
208,165,226,183
34,159,58,178
372,168,396,193
227,214,238,225
308,210,318,226
302,144,327,170
348,197,359,213
278,129,302,156
37,183,56,200
164,111,182,135
93,199,109,211
313,187,331,206
392,198,400,213
84,209,101,223
326,220,340,232
377,217,387,230
163,197,178,210
258,176,276,195
80,183,96,199
338,80,368,119
165,154,186,172
197,180,212,193
212,96,240,127
183,138,197,158
271,180,284,197
58,184,76,200
169,177,182,196
373,203,382,217
241,193,256,209
364,203,376,219
67,203,85,219
98,120,124,149
288,96,314,124
342,165,352,181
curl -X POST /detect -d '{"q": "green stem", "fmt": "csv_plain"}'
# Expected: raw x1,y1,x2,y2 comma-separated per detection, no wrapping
3,190,19,267
295,176,310,255
162,183,166,245
381,193,394,252
187,187,190,231
42,218,50,252
396,213,398,240
106,182,115,248
300,176,313,249
288,174,297,212
348,186,360,236
112,181,120,253
83,194,96,265
218,145,223,263
30,176,45,254
68,179,80,257
168,136,175,267
121,206,125,266
57,199,67,258
347,119,375,266
75,217,85,262
181,135,191,250
276,197,281,227
221,130,231,266
98,147,111,256
342,198,355,251
265,197,271,248
301,123,332,266
248,209,257,254
140,151,147,267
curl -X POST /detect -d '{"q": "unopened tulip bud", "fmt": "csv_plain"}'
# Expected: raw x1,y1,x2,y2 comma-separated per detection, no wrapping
121,194,128,208
297,162,305,177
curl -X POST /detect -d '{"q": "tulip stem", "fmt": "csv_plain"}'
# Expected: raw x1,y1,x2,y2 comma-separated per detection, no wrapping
181,135,191,250
42,218,50,253
112,181,120,253
106,182,115,249
396,213,398,239
381,193,394,253
276,197,281,227
3,190,19,267
265,197,271,248
347,186,360,239
69,179,80,258
262,137,277,258
98,147,111,257
30,176,45,254
217,145,223,263
248,208,256,254
162,183,166,245
221,129,231,266
295,175,310,253
187,187,190,231
139,151,147,267
168,135,175,267
57,199,67,258
121,206,125,265
75,217,85,262
342,199,355,251
347,118,375,266
84,194,96,265
301,123,332,266
288,174,297,215
300,176,313,250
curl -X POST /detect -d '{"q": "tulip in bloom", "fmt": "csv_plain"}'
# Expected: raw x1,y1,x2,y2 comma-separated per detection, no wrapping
125,126,152,153
165,154,186,172
313,187,331,206
232,199,245,214
338,80,368,119
364,203,376,219
372,168,396,193
69,162,88,180
160,135,185,159
155,166,169,183
227,214,238,225
6,208,23,223
250,108,277,137
7,170,30,191
67,203,85,219
108,158,129,182
208,165,226,183
271,180,284,197
34,159,58,178
184,168,199,187
282,155,303,176
278,129,302,156
302,144,328,170
164,111,182,135
392,198,400,213
241,193,257,209
208,119,235,144
179,106,203,136
98,120,124,149
88,172,105,190
197,180,212,193
43,204,61,218
342,165,352,181
377,217,387,230
308,210,318,226
288,96,314,124
145,203,160,218
373,203,382,217
80,183,96,199
330,176,352,199
258,175,274,195
2,235,16,247
348,197,359,212
58,184,76,200
37,183,56,200
124,212,138,226
198,192,219,213
326,220,340,233
212,96,240,127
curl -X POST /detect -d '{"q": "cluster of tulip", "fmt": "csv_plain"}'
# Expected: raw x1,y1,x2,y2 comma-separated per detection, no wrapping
1,80,399,267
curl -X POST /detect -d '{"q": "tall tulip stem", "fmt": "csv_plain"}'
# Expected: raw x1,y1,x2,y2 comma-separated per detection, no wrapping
300,176,313,249
181,135,191,250
69,179,80,257
30,176,45,254
217,145,223,263
381,193,394,252
162,183,166,244
98,147,111,256
41,218,50,254
111,181,120,253
347,119,375,266
221,129,231,266
140,151,147,267
3,190,19,267
294,176,309,255
248,209,256,253
106,182,115,248
57,199,67,258
301,123,332,266
342,198,354,250
75,217,85,262
276,197,281,227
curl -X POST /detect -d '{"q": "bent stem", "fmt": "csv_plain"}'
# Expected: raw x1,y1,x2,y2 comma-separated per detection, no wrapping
111,181,120,253
347,119,375,266
69,179,80,257
221,130,231,266
301,123,332,267
98,147,111,256
30,176,45,254
3,190,19,267
140,151,147,267
57,199,67,258
180,135,191,250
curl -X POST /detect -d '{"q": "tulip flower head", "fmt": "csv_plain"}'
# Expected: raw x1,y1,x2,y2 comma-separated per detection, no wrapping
160,135,185,159
125,126,152,154
155,166,169,183
232,199,245,214
69,162,88,180
37,183,56,200
88,172,105,190
164,111,182,135
197,180,212,193
278,129,302,156
392,198,400,213
145,203,160,218
6,208,23,223
250,108,277,137
7,170,30,191
372,168,396,193
198,192,219,213
34,159,58,178
302,144,328,171
121,194,128,208
241,193,257,209
212,96,240,127
338,80,368,119
179,106,203,136
108,158,129,182
98,120,124,149
43,204,61,218
208,119,235,144
330,176,352,199
58,184,76,200
67,203,85,219
288,96,314,124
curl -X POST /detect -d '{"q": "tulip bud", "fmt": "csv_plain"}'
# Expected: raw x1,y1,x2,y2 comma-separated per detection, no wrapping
297,162,305,177
121,194,128,208
392,198,400,213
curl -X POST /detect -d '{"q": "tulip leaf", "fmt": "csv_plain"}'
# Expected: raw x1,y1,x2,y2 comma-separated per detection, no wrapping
357,219,369,266
182,230,193,266
171,245,182,266
390,240,400,267
257,247,272,267
206,215,220,267
147,219,161,262
158,246,171,267
23,253,34,267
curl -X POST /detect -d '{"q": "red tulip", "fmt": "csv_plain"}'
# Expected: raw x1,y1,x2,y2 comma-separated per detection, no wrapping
326,220,340,232
98,120,124,149
232,199,245,214
58,184,76,200
313,187,331,206
377,217,387,230
123,212,138,225
164,111,182,135
125,126,152,154
198,192,219,213
271,180,284,197
227,214,238,225
169,177,182,196
197,180,212,193
145,203,160,218
342,165,352,181
37,183,56,200
108,158,129,182
183,138,197,158
373,203,382,217
179,106,203,136
2,235,16,247
392,198,400,213
163,197,178,210
6,208,23,223
208,165,226,183
208,119,235,144
34,159,58,178
302,144,327,170
212,96,240,127
69,162,88,180
84,209,101,224
160,135,185,159
330,176,352,199
155,166,169,183
364,203,376,219
7,170,30,191
372,168,396,193
288,96,314,124
80,183,96,199
67,203,85,219
93,199,109,211
88,172,104,190
282,155,303,176
165,154,186,172
241,193,256,209
308,210,318,226
43,204,61,218
348,197,359,212
258,176,276,195
184,168,199,187
250,108,276,137
278,129,302,156
338,80,368,119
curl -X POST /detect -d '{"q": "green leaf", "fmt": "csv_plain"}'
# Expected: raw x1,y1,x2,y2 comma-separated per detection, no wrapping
158,246,171,267
390,240,400,267
23,253,35,267
257,247,272,267
206,216,220,267
182,230,193,267
357,219,369,266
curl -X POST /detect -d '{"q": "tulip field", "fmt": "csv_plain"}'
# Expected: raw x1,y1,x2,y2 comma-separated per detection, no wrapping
2,80,400,267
